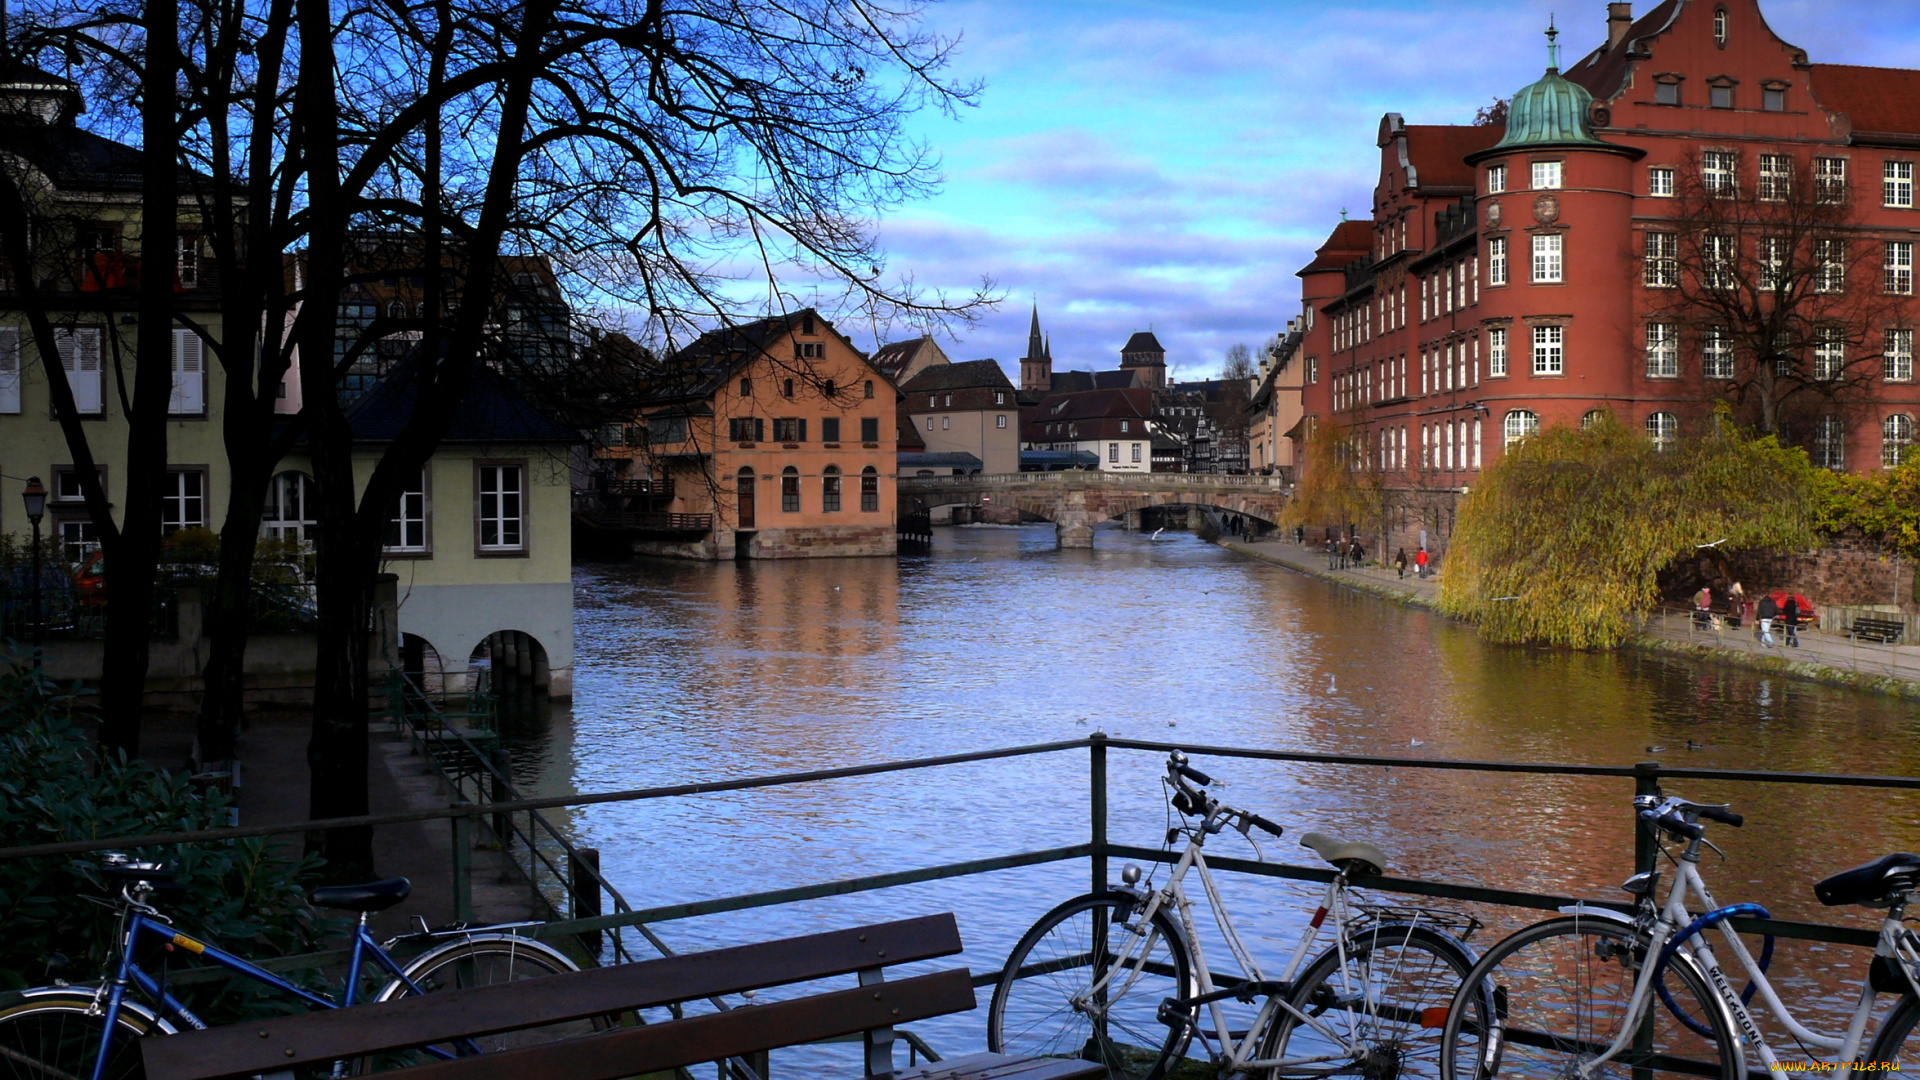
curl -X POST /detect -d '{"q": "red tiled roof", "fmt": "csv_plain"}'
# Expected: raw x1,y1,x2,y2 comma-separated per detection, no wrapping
1298,220,1372,275
1565,0,1681,101
1811,64,1920,139
1406,124,1505,189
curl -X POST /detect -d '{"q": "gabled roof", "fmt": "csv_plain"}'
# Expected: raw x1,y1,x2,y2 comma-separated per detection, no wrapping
896,412,926,450
1407,124,1506,187
347,362,579,444
1033,386,1154,423
647,308,861,403
1121,331,1165,355
1094,369,1140,390
1811,64,1920,141
871,335,947,381
900,358,1013,394
1298,220,1373,275
1564,0,1682,101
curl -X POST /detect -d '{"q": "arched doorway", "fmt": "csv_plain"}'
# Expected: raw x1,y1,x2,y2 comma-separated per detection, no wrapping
737,466,756,529
400,632,444,694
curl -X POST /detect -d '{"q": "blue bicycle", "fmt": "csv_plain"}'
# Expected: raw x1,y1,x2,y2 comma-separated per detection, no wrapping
0,852,591,1080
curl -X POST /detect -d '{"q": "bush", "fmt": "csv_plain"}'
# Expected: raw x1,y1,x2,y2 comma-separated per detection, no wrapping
0,655,336,1017
1811,455,1920,558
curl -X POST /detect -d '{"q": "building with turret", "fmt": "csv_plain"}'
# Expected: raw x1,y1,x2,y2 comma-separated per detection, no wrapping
1119,331,1168,390
1292,0,1920,561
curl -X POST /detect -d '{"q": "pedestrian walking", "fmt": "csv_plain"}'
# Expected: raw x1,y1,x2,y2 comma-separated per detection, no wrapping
1781,595,1801,647
1295,525,1305,545
1414,547,1430,579
1395,548,1408,579
1350,539,1365,566
1756,593,1778,647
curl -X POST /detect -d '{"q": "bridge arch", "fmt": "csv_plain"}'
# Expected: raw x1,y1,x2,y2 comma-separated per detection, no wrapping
897,472,1288,549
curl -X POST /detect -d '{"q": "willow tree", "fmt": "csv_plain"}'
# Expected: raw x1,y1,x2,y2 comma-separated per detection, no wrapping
1440,412,1817,648
1280,419,1384,541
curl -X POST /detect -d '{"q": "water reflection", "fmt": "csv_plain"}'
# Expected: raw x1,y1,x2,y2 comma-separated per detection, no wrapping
562,524,1920,1065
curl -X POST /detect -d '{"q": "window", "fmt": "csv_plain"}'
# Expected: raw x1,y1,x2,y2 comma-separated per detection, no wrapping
925,417,934,432
1488,236,1508,286
1758,154,1790,201
1504,410,1539,448
1306,357,1318,384
162,469,206,533
821,417,841,443
1884,414,1913,468
384,470,428,552
928,395,937,408
54,327,104,414
1581,409,1608,429
0,327,18,413
996,414,1008,428
1646,412,1678,451
57,518,98,562
1108,443,1119,463
793,341,824,359
1705,233,1736,289
1763,86,1786,112
1814,326,1847,380
1488,164,1507,194
1888,241,1914,294
773,417,806,442
175,233,200,289
860,416,880,442
1759,237,1787,290
1646,323,1679,378
1888,329,1914,383
1887,161,1916,208
387,301,407,320
1704,327,1734,380
943,393,952,407
53,468,103,503
1119,420,1129,433
940,416,950,430
1532,325,1564,375
1815,157,1848,203
740,377,752,396
1816,238,1846,293
262,472,317,542
1655,81,1681,106
1812,415,1846,471
1649,167,1675,196
780,466,800,512
783,378,795,398
1131,443,1142,463
994,390,1006,405
1710,84,1733,109
729,416,766,442
1703,151,1738,196
1645,232,1677,287
864,379,874,398
801,314,815,335
822,379,836,399
476,464,525,551
821,466,841,512
1531,161,1562,190
860,466,879,511
1488,327,1508,376
1714,7,1728,44
1532,234,1563,283
646,414,688,444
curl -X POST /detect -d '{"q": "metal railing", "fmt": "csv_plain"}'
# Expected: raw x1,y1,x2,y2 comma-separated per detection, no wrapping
1649,603,1920,684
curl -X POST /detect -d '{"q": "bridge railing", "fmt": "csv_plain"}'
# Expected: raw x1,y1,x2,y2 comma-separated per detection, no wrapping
898,471,1289,491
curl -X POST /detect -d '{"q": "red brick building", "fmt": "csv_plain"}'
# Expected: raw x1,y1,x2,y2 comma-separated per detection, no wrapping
1293,0,1920,559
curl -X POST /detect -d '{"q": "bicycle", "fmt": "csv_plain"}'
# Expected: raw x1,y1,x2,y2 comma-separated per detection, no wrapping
1438,792,1920,1080
0,852,593,1080
986,751,1491,1080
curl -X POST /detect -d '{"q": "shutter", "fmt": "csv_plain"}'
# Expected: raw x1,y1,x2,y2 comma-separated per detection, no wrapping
797,418,807,442
170,328,204,413
56,329,103,414
0,328,18,413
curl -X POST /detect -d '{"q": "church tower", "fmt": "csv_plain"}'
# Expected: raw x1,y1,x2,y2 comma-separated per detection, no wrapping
1119,330,1167,390
1018,304,1053,392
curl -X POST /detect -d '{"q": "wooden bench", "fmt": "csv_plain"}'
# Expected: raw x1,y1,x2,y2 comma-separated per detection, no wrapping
138,913,1102,1080
1849,616,1906,644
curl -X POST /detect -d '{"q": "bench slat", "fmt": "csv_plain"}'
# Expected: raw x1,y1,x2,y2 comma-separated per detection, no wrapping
140,914,962,1080
370,969,977,1080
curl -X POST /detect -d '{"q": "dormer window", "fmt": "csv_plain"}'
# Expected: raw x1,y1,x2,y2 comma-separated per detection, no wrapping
1713,7,1728,46
801,314,815,335
1711,84,1733,109
1762,83,1787,111
1654,76,1682,106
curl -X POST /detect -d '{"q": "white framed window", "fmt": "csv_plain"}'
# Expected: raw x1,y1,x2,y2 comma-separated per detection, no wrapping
1888,329,1915,383
1713,7,1728,44
385,469,429,552
1472,418,1482,468
1816,238,1846,293
1705,233,1737,289
1532,233,1563,283
1812,415,1846,471
162,469,206,533
1703,151,1738,196
1888,241,1914,295
1645,232,1677,287
1704,326,1734,380
1532,325,1564,375
476,463,526,552
1488,327,1508,377
1649,167,1675,197
1759,154,1791,201
175,233,199,289
169,328,205,414
54,327,104,414
1581,409,1607,429
1759,237,1788,291
0,327,18,413
262,472,317,541
1488,164,1507,194
1646,323,1679,378
1886,161,1915,208
1131,443,1142,463
1814,326,1847,380
1646,412,1678,452
1531,161,1563,190
1815,157,1847,203
1504,410,1539,448
996,414,1007,428
1488,236,1508,286
1884,414,1914,468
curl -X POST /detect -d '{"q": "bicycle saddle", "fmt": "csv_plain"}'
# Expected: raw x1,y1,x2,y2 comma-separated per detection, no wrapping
1299,832,1388,877
308,877,412,912
1813,853,1920,907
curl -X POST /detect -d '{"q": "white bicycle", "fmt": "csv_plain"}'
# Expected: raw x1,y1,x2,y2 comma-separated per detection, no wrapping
987,751,1490,1080
1439,792,1920,1080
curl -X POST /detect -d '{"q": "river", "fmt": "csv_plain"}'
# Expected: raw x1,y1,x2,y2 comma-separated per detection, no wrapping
515,524,1920,1069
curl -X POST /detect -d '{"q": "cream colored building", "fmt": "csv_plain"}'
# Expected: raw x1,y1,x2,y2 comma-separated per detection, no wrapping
899,359,1021,475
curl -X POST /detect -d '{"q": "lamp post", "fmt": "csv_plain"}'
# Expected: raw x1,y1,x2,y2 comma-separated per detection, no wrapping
21,477,47,663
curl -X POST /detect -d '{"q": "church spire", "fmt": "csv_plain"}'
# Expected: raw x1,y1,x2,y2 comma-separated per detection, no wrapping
1026,302,1045,363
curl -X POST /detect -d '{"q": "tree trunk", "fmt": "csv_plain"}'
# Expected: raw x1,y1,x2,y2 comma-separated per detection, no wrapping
194,462,270,764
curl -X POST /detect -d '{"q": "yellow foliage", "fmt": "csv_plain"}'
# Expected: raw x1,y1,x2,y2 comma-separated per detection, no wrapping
1280,420,1383,532
1439,413,1818,648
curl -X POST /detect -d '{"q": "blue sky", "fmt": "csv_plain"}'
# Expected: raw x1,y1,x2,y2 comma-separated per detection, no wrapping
875,0,1920,381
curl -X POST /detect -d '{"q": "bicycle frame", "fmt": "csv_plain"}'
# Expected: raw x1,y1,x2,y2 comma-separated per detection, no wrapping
1586,840,1920,1080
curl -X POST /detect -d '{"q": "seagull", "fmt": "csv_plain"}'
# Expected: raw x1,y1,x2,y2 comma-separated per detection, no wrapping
1646,744,1666,753
1075,717,1088,725
1168,720,1177,728
1695,538,1728,549
1409,738,1425,747
1152,527,1165,541
1327,673,1337,693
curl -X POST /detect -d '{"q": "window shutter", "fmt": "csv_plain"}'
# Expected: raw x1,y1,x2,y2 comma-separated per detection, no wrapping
56,328,103,413
170,328,204,413
797,418,807,442
0,328,18,413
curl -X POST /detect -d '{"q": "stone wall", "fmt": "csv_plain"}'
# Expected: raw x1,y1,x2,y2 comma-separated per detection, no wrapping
1721,535,1914,611
746,525,895,559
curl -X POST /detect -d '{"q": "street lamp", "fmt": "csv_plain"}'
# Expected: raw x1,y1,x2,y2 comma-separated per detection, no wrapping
21,477,46,661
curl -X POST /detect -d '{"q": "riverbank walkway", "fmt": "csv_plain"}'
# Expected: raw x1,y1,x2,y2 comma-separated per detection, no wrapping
1221,536,1444,606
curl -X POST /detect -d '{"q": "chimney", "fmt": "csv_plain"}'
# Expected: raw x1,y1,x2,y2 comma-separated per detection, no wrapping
1607,2,1633,50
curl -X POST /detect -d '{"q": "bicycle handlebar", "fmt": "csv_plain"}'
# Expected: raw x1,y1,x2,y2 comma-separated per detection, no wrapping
1242,812,1284,837
1176,762,1211,785
1698,806,1744,828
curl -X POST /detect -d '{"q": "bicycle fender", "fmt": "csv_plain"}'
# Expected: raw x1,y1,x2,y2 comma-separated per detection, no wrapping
17,987,181,1035
1555,903,1637,925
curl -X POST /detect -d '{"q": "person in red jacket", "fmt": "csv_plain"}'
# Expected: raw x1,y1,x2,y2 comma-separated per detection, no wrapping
1414,547,1430,579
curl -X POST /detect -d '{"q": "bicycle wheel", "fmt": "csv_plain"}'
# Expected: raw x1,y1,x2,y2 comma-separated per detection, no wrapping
1439,915,1739,1080
1261,924,1483,1080
0,991,159,1080
1866,993,1920,1067
377,934,603,1057
987,892,1197,1080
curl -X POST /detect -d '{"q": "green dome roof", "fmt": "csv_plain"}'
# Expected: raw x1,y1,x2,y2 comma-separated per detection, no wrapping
1493,22,1609,150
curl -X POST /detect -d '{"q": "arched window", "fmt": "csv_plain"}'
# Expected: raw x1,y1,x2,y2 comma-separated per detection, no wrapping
783,378,795,398
261,471,317,541
1646,411,1678,452
1581,408,1609,429
823,379,836,398
781,466,801,512
860,466,879,511
1884,414,1913,467
821,465,842,512
864,379,874,398
387,301,407,319
1813,414,1846,471
1504,410,1539,448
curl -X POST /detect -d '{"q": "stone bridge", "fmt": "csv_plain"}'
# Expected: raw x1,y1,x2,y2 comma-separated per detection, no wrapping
897,472,1290,548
